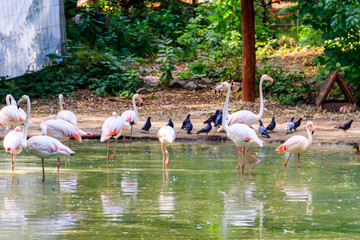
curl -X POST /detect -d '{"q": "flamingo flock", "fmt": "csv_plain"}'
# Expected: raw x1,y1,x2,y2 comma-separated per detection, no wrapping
1,74,319,182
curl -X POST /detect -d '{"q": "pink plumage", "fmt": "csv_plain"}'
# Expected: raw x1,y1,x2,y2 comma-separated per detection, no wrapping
57,94,78,127
157,125,176,167
276,121,314,168
101,112,124,142
41,117,83,143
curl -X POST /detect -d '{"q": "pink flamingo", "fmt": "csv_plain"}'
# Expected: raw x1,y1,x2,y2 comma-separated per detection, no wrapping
57,94,78,127
225,74,273,127
3,126,22,170
157,121,176,168
276,121,315,168
0,94,28,129
121,94,143,151
18,95,75,182
101,112,124,166
215,82,263,170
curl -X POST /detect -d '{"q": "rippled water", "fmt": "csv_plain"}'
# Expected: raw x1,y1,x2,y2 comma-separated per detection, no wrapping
0,141,359,239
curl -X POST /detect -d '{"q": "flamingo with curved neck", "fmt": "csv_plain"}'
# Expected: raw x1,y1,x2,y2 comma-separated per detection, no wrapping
19,95,75,182
216,82,263,170
57,94,78,127
0,94,27,129
6,94,17,106
276,121,315,168
121,94,143,151
226,74,273,126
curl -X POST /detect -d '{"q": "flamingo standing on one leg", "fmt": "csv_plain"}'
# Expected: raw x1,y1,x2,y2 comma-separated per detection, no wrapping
0,95,28,129
222,74,274,128
101,112,124,166
276,121,315,168
157,120,176,168
121,94,143,151
18,95,75,182
215,82,263,170
57,94,78,127
3,126,22,170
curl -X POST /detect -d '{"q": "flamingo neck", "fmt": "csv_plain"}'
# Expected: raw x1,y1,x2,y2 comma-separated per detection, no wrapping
306,126,313,147
59,95,64,111
21,96,31,143
256,77,265,120
132,94,138,114
6,95,16,106
222,85,231,132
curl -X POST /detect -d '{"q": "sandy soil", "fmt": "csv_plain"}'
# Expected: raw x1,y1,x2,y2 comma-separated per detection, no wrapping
1,88,358,147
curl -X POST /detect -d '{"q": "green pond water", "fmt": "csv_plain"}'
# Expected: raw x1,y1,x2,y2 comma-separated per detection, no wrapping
0,140,360,239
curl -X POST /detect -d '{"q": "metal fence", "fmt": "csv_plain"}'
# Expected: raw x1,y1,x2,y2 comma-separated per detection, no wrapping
0,0,66,79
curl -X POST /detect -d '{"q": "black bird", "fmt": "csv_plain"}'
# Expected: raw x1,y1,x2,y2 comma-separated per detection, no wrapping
335,119,353,132
266,117,276,132
181,114,191,129
197,120,212,135
259,120,270,138
203,110,220,124
293,118,303,131
141,116,151,133
214,110,223,127
167,119,174,128
185,121,193,134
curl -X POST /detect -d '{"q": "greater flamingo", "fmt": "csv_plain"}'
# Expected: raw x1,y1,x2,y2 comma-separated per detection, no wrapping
3,126,22,170
0,95,28,129
101,112,124,166
157,120,176,168
18,95,75,182
57,94,78,127
276,121,315,168
121,94,143,151
215,82,263,170
225,74,273,127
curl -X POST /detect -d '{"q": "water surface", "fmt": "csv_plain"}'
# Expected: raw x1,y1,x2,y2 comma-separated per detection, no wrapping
0,141,359,239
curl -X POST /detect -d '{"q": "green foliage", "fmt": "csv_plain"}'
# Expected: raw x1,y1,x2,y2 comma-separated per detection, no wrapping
156,38,177,87
297,0,360,99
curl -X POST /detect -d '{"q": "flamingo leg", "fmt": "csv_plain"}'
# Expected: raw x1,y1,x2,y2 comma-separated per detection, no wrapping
238,148,261,162
114,138,118,167
166,146,171,167
42,158,45,182
107,139,110,167
123,134,126,153
161,144,166,168
130,126,133,152
236,146,242,169
284,153,292,167
242,146,246,170
297,153,301,168
11,153,15,171
57,155,61,174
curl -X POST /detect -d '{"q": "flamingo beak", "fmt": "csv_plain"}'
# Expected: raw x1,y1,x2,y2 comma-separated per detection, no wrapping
268,77,274,84
311,128,315,135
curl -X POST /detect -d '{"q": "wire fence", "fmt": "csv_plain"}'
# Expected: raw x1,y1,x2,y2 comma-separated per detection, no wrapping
0,0,65,79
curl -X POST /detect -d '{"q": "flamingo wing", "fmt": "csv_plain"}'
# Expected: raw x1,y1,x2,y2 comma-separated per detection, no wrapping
157,126,176,145
42,119,82,142
57,110,78,127
3,130,22,154
228,110,257,126
101,116,124,142
121,110,138,124
26,136,75,159
281,136,308,153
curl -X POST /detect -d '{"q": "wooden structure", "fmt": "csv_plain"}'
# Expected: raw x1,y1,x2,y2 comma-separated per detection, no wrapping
315,70,356,111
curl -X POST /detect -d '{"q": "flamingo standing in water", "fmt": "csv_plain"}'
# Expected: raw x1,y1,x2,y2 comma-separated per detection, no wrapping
0,94,28,129
276,121,315,168
121,94,143,151
100,112,124,166
215,82,263,170
57,94,78,127
157,120,176,168
18,95,75,182
3,126,22,170
223,74,273,127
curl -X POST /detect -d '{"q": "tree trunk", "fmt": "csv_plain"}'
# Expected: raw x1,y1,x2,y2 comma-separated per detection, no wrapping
241,0,256,102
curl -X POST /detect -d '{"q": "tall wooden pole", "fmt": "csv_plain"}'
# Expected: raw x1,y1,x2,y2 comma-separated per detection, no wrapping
241,0,256,102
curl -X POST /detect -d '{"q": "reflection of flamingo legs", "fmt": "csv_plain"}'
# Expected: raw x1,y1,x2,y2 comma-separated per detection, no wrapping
114,138,118,166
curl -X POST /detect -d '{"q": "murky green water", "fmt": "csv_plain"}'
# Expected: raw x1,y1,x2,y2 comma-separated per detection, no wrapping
0,140,360,239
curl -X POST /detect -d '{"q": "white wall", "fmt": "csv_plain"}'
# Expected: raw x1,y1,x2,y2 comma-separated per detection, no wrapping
0,0,64,79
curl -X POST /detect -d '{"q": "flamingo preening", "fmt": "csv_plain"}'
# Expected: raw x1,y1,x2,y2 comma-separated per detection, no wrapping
157,120,176,168
225,74,273,127
121,94,143,151
3,126,22,170
18,95,75,182
57,94,78,127
276,121,315,168
101,112,124,166
215,82,263,170
0,94,28,129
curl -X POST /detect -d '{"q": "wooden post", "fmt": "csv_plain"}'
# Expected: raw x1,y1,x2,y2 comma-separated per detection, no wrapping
241,0,256,102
